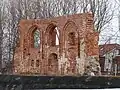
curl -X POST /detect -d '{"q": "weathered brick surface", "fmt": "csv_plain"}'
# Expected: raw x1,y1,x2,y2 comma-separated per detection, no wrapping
13,13,100,76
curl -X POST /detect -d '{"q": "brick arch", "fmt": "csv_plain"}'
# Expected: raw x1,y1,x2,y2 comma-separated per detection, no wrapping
63,21,79,45
45,24,56,34
63,21,79,46
45,23,60,46
28,25,40,34
63,21,78,32
27,25,41,48
63,21,79,74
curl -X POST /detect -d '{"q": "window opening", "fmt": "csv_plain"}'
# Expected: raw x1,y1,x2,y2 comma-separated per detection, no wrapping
31,60,34,67
33,29,40,48
36,60,39,67
48,27,59,46
55,27,59,45
68,32,75,45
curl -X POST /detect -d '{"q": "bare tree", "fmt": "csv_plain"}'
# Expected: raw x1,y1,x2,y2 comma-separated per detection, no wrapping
0,0,8,70
0,0,115,74
0,1,3,69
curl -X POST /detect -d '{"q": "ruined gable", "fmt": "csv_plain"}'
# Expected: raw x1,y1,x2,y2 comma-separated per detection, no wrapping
13,13,101,76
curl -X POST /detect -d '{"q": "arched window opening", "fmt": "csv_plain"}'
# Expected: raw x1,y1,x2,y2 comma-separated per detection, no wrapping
48,53,57,61
36,60,39,67
48,27,59,46
31,60,34,67
55,27,59,45
68,32,75,45
32,29,40,48
48,53,58,74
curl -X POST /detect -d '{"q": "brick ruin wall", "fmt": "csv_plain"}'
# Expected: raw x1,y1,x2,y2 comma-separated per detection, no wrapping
13,13,101,76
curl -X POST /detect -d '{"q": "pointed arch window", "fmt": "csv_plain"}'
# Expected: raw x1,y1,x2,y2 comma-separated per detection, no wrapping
32,29,40,48
68,32,75,45
55,27,59,45
48,26,59,46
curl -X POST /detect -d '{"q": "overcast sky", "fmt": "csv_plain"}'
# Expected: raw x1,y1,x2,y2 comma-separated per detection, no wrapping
99,0,120,45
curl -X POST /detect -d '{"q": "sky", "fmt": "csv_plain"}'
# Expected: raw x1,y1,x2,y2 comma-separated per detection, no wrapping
99,0,120,45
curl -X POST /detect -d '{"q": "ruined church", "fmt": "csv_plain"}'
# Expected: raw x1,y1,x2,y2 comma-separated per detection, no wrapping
13,13,101,76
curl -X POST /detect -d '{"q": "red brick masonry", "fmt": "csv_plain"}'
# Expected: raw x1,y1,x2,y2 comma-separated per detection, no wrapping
13,13,100,76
